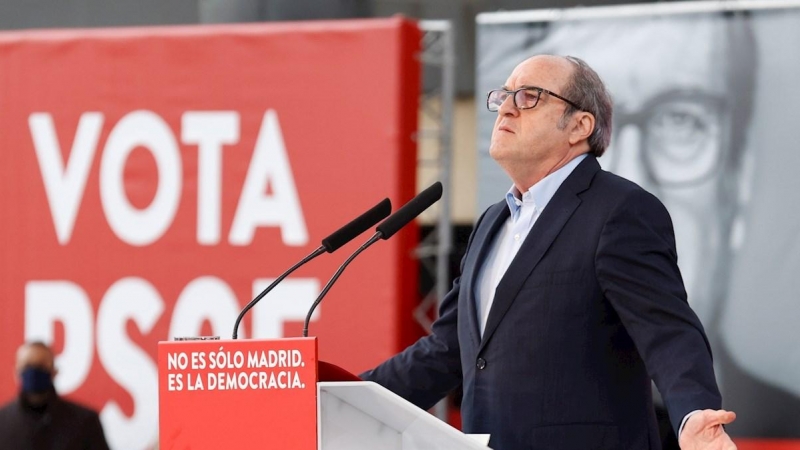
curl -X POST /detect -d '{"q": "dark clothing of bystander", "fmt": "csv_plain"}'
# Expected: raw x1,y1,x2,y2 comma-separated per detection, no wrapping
0,390,109,450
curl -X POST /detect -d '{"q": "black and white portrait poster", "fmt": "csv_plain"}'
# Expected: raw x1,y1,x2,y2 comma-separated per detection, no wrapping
477,2,800,439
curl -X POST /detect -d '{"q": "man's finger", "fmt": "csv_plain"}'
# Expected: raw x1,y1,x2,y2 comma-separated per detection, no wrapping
703,409,737,426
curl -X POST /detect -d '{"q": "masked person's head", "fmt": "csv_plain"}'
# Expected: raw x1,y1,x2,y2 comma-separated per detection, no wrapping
16,341,57,404
527,13,756,326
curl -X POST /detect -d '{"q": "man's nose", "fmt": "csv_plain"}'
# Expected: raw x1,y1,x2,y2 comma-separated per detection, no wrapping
610,125,653,191
497,94,519,117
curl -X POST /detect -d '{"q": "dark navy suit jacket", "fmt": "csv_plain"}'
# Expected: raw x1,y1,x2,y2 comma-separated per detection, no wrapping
362,156,722,450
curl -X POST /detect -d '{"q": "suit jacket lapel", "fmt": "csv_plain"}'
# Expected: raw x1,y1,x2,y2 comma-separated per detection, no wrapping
463,202,509,349
478,156,600,352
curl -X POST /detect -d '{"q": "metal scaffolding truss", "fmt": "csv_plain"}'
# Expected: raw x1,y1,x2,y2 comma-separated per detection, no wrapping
415,19,455,334
416,19,456,420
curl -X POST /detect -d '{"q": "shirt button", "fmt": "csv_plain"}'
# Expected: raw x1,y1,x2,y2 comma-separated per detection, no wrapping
476,357,487,370
514,233,520,241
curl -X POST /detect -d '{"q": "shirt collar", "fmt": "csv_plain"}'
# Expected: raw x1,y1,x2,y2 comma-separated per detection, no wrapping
504,153,588,216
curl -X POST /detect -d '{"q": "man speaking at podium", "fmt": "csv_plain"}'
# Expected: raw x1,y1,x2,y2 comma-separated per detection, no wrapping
362,55,736,450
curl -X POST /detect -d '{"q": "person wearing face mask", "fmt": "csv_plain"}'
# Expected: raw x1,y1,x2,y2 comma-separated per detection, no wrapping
0,342,109,450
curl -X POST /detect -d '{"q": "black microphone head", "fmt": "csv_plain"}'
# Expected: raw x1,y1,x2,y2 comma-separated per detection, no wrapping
321,198,391,252
376,181,442,240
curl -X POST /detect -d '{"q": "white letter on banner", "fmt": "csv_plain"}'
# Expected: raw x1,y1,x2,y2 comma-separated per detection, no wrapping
251,278,320,338
229,110,307,246
181,112,240,245
97,278,162,450
100,111,181,246
169,276,242,338
24,281,94,395
29,113,104,245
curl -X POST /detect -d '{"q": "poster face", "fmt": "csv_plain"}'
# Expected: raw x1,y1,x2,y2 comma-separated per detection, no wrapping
477,6,800,441
0,18,420,449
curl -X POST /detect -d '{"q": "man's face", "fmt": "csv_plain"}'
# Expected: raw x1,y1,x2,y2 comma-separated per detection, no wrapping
489,56,576,179
16,344,55,378
543,18,734,323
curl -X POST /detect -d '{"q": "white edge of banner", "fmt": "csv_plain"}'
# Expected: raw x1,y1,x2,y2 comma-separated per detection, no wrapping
419,19,452,32
477,0,800,24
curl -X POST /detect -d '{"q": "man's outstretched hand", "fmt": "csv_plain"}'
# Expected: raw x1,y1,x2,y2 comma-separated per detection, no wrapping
679,409,737,450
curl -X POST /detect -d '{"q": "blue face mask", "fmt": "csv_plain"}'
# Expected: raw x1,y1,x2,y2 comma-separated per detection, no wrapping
20,367,54,394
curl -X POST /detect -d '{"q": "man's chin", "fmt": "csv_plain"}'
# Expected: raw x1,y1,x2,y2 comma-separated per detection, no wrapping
488,143,510,161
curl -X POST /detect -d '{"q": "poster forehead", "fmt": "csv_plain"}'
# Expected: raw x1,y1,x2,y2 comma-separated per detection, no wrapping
479,16,728,111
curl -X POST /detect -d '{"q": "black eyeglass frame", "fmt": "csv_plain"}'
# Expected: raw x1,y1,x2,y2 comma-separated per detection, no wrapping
608,88,731,188
486,86,584,112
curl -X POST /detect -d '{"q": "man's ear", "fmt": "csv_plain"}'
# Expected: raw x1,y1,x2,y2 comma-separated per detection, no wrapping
568,112,595,146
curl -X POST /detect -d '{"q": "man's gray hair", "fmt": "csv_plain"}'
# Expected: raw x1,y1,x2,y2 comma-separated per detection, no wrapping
557,56,613,157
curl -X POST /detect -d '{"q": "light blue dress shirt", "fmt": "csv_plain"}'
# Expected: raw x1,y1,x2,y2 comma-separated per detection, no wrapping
475,154,587,335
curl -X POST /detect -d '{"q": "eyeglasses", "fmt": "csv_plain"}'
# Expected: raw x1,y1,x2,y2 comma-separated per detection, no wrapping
605,89,730,187
486,87,583,112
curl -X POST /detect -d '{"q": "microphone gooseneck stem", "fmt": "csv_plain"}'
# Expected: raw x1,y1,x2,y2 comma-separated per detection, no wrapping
232,245,326,339
302,233,382,337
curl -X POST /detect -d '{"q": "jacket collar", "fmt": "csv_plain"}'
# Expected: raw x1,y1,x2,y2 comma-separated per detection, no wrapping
468,155,601,351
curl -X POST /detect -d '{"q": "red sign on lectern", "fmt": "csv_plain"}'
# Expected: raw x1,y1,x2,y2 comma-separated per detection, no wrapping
158,337,318,450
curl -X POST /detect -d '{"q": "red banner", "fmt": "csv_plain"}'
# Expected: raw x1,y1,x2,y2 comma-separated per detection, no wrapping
735,441,800,450
0,18,420,449
158,338,318,450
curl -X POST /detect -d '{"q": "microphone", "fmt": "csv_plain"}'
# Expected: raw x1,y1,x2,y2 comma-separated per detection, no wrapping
231,198,391,339
321,198,392,253
302,182,443,337
376,181,443,240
